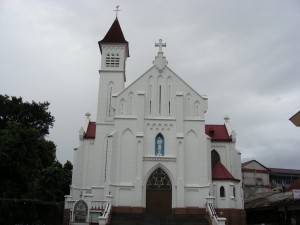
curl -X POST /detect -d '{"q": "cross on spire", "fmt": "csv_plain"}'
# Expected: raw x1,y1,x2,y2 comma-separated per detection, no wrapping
114,5,121,18
155,39,166,53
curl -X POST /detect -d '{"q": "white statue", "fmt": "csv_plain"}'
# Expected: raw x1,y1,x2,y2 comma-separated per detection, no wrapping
157,136,163,156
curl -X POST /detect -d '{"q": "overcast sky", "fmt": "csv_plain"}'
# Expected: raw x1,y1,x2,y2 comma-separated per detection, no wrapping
1,0,299,169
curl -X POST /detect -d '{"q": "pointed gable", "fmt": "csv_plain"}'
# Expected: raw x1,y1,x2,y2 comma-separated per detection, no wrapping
212,161,239,181
242,160,269,171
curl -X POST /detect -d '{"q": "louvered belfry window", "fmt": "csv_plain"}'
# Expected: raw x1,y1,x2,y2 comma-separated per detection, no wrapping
106,53,120,67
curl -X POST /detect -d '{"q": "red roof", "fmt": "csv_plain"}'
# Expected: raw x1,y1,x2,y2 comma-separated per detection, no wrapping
98,18,129,55
99,19,128,44
205,124,231,142
84,122,232,142
212,161,239,181
84,122,96,139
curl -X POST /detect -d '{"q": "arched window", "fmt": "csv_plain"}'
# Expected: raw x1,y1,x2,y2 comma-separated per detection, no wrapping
220,186,225,198
211,150,220,170
155,133,164,156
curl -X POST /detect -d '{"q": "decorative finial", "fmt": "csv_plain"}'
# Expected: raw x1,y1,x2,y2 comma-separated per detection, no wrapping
85,112,91,118
155,39,166,53
114,5,121,18
224,115,229,122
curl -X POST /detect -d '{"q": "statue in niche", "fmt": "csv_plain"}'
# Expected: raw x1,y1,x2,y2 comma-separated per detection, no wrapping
155,134,164,156
157,136,163,156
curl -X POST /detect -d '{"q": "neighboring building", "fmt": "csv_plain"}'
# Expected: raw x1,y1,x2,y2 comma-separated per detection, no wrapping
242,160,271,199
269,167,300,190
242,160,300,199
290,111,300,127
242,161,300,224
64,17,246,225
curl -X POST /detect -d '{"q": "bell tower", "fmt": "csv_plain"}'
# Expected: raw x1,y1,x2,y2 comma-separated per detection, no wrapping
97,17,129,122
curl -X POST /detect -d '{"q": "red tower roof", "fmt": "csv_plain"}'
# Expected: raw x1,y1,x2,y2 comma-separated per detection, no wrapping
98,18,129,55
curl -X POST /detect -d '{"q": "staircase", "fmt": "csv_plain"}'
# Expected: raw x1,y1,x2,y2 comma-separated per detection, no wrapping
109,213,209,225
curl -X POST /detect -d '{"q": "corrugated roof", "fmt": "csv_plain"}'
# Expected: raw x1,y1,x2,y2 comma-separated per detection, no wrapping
205,124,231,142
269,168,300,175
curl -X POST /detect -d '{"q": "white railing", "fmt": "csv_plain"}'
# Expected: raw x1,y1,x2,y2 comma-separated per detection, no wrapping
98,202,112,225
206,203,226,225
91,200,107,210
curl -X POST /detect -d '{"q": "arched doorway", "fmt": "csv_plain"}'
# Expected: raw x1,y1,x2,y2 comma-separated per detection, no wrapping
146,168,172,214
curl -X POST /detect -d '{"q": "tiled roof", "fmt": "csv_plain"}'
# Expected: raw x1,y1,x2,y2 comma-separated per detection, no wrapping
212,161,239,181
205,124,231,142
84,122,96,139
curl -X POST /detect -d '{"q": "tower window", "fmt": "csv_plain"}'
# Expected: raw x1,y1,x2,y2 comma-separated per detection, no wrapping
106,53,120,67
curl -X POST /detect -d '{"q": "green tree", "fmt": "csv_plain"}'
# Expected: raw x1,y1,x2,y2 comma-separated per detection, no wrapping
0,95,54,136
0,94,71,200
0,122,42,198
37,160,73,201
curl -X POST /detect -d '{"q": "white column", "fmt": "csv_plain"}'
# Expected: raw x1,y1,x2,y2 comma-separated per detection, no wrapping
176,139,184,207
176,92,184,135
133,91,145,207
104,133,113,200
176,92,184,207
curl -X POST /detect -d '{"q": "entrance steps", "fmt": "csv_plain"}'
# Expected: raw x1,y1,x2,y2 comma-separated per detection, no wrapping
109,212,209,225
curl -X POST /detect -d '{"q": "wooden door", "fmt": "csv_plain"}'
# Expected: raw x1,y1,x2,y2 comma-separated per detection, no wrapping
146,168,172,214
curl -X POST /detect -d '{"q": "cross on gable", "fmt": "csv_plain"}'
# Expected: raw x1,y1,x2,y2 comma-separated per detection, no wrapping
155,39,166,53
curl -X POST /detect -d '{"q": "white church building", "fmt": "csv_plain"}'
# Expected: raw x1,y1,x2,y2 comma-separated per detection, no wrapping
64,17,246,225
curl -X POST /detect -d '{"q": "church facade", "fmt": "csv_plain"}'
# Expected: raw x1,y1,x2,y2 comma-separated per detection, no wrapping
64,18,246,225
